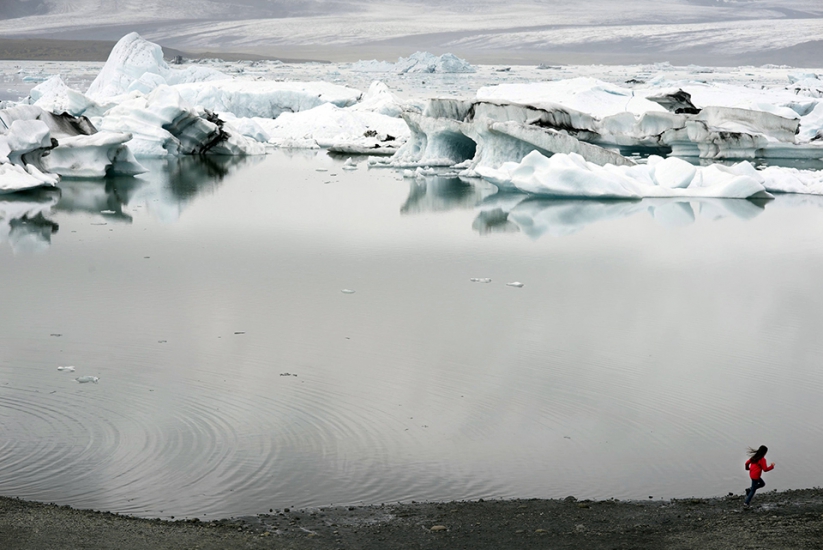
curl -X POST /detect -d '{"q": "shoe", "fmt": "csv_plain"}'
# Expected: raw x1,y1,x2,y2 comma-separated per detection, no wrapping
742,503,750,509
745,488,750,495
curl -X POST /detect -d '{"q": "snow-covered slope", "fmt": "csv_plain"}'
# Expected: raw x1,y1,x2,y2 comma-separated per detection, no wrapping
2,1,822,65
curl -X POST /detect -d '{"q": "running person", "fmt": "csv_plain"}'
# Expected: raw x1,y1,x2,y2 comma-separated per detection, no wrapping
744,445,775,507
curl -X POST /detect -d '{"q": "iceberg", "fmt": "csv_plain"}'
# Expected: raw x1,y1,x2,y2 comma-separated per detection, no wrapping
477,151,772,199
95,86,265,158
250,102,408,151
28,76,103,118
172,80,363,120
86,32,228,100
472,78,823,161
0,162,59,194
0,105,145,179
351,52,475,74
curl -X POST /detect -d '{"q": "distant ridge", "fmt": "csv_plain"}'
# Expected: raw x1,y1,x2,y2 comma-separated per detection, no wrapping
0,38,328,63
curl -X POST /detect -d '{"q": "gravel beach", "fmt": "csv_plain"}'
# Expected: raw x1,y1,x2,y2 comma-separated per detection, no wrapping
3,489,823,549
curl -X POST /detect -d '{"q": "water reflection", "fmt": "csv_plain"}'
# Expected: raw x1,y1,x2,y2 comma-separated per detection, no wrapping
401,176,496,214
398,176,775,238
57,155,261,224
477,195,771,237
0,189,60,253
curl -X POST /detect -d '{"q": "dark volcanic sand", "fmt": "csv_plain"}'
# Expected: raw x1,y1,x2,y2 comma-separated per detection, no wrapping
2,489,823,549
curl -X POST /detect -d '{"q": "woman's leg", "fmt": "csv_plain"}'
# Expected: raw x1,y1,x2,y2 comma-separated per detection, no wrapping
745,478,758,505
745,478,765,505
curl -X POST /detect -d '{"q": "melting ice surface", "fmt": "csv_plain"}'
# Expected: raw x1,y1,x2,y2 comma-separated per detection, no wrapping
2,150,823,520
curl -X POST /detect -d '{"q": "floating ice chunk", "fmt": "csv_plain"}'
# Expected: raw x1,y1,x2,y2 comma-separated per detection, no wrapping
57,366,76,372
97,85,263,157
478,151,770,200
1,120,51,164
341,289,356,294
652,157,696,189
87,33,168,99
43,132,144,178
252,103,408,150
173,80,362,119
0,163,59,194
351,52,475,74
477,78,665,118
87,33,227,100
470,278,492,283
75,376,99,384
349,81,405,118
506,282,525,288
28,76,102,117
219,113,271,143
127,72,167,95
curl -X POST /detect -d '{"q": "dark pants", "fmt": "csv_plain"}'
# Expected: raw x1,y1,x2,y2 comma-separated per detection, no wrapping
745,477,766,505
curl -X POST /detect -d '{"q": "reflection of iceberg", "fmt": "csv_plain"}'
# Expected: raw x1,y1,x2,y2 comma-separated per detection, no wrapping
0,189,60,253
56,155,261,224
473,193,768,238
401,176,496,214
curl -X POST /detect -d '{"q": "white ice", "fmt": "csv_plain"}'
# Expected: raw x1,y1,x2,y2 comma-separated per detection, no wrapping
86,32,228,100
477,151,772,199
351,52,475,74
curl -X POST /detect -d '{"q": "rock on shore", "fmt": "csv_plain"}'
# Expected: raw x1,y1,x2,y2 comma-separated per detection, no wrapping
3,489,823,549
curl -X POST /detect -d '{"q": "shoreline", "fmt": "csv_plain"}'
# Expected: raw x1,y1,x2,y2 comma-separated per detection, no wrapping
3,489,823,549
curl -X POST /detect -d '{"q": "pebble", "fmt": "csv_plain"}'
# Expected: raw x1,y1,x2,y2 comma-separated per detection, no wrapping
430,525,447,532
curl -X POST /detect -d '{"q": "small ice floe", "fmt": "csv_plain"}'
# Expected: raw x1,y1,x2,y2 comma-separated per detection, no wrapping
75,376,99,384
470,278,492,283
342,158,358,170
280,372,297,377
100,210,116,214
506,282,525,288
341,289,356,294
234,331,246,335
57,366,76,372
316,168,328,172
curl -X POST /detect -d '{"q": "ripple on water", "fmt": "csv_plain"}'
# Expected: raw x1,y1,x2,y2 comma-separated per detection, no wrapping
0,361,491,518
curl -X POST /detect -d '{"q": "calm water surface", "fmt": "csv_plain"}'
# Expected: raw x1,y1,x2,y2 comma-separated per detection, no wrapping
1,151,823,519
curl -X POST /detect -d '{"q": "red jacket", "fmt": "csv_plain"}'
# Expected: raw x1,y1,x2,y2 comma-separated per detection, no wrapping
745,457,774,479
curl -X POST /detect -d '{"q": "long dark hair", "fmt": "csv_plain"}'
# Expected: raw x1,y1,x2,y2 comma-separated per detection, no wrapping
748,445,768,462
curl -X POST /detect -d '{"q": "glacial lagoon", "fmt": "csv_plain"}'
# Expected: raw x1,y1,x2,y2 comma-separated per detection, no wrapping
2,151,823,519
